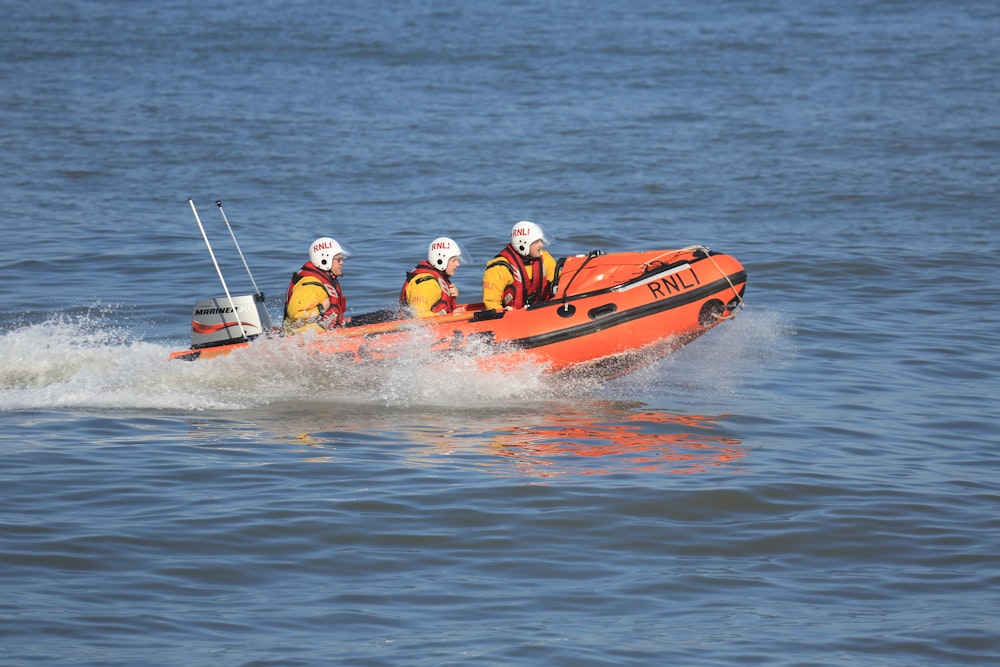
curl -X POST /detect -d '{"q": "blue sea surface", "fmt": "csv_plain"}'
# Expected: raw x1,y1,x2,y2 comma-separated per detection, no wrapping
1,1,998,665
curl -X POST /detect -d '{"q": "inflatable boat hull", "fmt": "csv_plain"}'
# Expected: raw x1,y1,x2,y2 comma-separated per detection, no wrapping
169,246,747,379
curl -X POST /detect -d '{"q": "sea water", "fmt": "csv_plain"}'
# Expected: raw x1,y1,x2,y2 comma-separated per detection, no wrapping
1,1,998,665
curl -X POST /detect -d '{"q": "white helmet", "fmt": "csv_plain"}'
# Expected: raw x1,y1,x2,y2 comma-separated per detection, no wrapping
427,236,471,269
510,220,551,257
309,237,351,270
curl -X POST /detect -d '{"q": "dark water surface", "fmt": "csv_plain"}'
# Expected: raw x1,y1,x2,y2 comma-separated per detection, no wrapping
2,1,998,665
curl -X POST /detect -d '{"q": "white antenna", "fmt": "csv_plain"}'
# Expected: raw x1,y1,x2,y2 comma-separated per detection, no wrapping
215,200,274,328
188,198,248,340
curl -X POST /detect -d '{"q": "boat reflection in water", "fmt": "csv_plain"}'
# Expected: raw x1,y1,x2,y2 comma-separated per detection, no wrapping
483,406,746,478
199,401,747,478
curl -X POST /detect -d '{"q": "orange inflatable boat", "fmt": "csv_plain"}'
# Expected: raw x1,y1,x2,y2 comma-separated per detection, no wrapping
168,245,747,379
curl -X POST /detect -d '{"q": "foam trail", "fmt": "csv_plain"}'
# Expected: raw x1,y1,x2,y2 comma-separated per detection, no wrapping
0,309,792,411
0,314,555,411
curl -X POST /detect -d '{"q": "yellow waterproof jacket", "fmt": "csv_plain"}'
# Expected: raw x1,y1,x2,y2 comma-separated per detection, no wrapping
401,266,455,318
283,264,345,333
482,248,556,310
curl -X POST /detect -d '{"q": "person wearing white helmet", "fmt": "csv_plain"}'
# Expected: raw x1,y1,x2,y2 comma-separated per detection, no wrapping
400,236,471,318
482,220,557,310
283,236,353,333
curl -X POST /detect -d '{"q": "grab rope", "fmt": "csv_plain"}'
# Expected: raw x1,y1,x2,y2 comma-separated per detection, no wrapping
643,245,745,321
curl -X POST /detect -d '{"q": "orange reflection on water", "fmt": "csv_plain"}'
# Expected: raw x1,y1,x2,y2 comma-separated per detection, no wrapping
488,410,746,477
217,401,747,478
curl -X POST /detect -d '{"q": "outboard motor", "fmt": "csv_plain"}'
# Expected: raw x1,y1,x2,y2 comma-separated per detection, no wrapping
189,294,268,349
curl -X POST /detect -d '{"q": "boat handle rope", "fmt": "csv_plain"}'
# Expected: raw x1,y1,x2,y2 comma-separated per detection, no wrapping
643,245,745,321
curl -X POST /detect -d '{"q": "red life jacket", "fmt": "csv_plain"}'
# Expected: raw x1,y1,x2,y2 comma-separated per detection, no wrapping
487,245,550,309
399,261,456,315
284,262,346,328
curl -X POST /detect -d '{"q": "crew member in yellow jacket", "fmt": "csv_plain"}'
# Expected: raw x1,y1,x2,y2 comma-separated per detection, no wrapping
482,221,556,310
400,236,471,317
283,236,352,333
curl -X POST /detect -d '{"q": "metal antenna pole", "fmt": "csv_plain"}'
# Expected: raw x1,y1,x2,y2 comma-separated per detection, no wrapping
189,198,248,340
215,200,274,328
